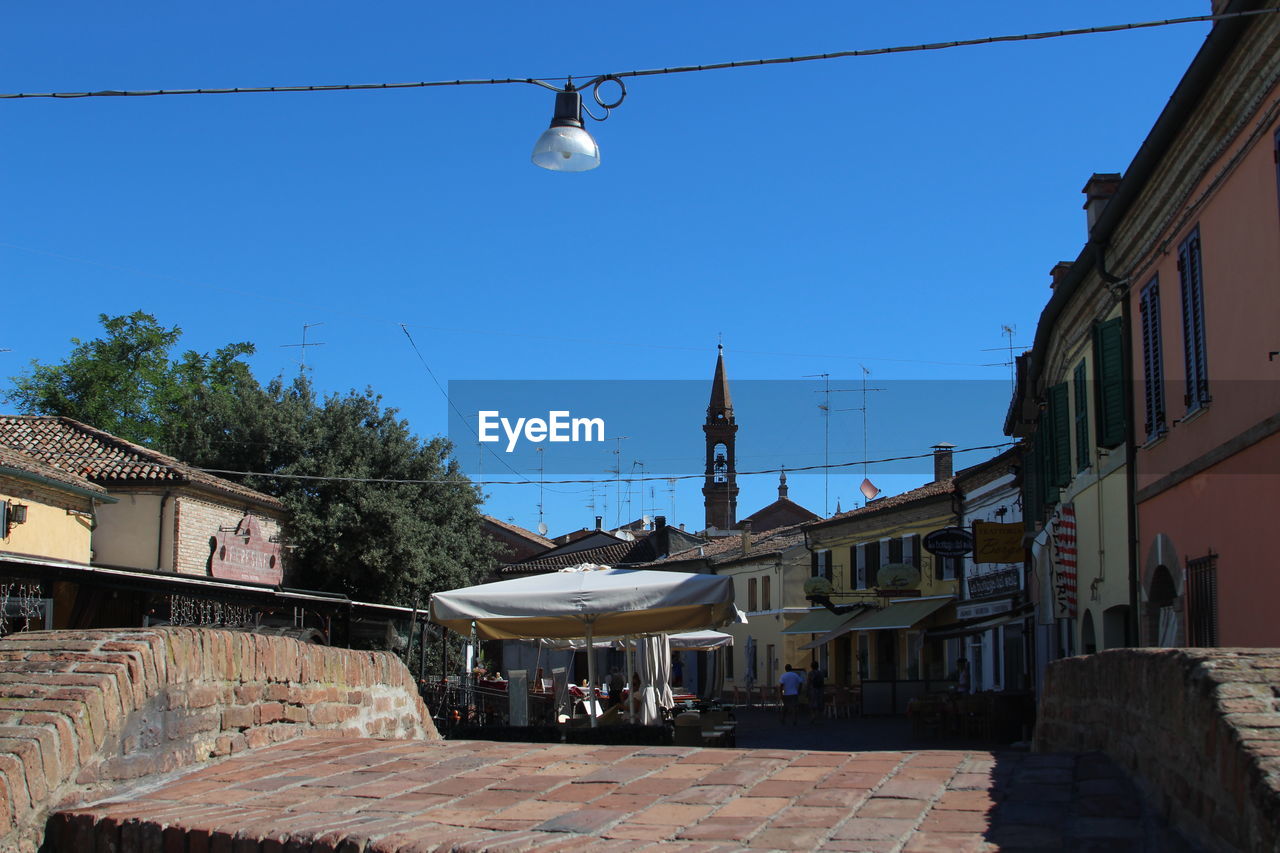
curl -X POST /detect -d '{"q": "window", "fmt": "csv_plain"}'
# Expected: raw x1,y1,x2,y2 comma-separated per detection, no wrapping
852,544,867,590
810,549,832,582
1186,552,1218,647
888,537,903,564
1092,317,1127,448
1073,360,1090,472
747,577,758,612
937,555,961,582
1178,228,1209,412
762,575,771,611
1140,276,1167,441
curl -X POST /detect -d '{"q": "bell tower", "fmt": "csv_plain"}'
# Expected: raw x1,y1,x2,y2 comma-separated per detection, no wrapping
702,345,739,531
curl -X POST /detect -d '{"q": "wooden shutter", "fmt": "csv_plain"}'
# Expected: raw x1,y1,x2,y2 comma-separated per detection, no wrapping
865,541,880,584
1048,382,1071,486
1140,276,1167,440
762,576,771,611
1092,318,1126,448
888,537,903,564
1073,361,1089,472
853,544,866,590
823,550,833,582
810,550,819,577
1178,228,1209,411
748,578,757,612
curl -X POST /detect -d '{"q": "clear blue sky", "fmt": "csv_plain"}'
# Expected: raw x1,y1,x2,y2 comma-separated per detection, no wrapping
1,2,1213,538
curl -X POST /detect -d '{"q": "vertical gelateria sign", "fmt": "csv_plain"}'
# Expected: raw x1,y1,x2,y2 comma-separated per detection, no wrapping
209,515,283,585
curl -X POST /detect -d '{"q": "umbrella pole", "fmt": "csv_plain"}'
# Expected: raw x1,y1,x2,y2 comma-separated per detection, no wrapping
625,635,635,725
585,620,598,728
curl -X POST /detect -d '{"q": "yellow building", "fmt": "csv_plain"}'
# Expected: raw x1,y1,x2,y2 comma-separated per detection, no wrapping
801,445,968,713
0,444,117,631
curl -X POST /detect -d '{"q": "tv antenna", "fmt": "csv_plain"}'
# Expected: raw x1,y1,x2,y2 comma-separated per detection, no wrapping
280,322,326,369
980,325,1026,391
805,373,858,516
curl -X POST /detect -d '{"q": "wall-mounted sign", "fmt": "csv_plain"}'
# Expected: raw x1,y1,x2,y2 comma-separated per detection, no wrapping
973,521,1024,563
923,527,974,558
956,598,1013,621
210,515,283,585
967,568,1021,598
876,562,921,589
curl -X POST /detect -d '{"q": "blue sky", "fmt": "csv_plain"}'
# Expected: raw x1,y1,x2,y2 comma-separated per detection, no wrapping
1,2,1213,537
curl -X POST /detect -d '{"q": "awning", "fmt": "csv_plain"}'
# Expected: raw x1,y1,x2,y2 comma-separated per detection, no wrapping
781,608,856,635
798,609,875,650
843,596,954,632
926,602,1035,640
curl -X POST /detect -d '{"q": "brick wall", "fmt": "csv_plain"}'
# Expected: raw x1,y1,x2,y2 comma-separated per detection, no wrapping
0,627,436,852
1034,648,1280,853
172,495,283,578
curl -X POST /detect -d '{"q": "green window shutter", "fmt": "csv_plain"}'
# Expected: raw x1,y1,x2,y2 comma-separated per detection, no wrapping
1093,318,1127,448
1073,361,1089,472
1037,415,1059,508
1048,382,1070,487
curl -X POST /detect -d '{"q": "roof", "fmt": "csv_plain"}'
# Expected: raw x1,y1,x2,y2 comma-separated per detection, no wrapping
0,444,112,499
482,516,554,549
0,415,283,509
1023,0,1265,395
807,478,956,530
649,523,808,570
504,541,638,575
739,497,821,531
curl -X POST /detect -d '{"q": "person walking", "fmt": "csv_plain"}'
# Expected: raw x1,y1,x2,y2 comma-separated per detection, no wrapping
778,664,804,725
807,660,827,723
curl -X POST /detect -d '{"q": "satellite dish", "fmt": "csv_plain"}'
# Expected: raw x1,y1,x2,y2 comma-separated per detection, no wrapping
643,514,652,528
537,521,549,536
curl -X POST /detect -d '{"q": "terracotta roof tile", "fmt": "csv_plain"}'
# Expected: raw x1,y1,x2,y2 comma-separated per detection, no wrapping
482,515,555,549
0,444,109,495
0,415,282,509
807,477,955,529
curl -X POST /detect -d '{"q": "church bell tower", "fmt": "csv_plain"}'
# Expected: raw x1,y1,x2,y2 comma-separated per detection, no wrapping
702,345,739,531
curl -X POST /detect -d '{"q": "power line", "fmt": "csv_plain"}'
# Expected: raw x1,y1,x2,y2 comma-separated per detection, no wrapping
197,441,1015,487
1,10,1270,101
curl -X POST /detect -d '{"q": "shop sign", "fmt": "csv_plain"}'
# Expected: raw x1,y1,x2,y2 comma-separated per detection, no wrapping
923,527,974,557
973,521,1024,563
210,515,283,585
956,599,1013,621
967,568,1020,598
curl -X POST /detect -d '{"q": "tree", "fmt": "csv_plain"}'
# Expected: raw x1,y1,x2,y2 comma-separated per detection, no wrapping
7,311,260,451
7,312,494,606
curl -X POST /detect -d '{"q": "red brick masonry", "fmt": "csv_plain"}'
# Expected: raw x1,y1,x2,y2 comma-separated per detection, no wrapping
0,628,432,852
49,737,1181,852
1035,647,1280,853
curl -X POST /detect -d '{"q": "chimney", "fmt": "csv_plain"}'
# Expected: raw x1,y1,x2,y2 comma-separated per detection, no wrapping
679,523,686,531
654,516,669,558
932,443,955,481
740,519,752,555
1082,172,1121,235
594,516,602,531
1049,262,1073,290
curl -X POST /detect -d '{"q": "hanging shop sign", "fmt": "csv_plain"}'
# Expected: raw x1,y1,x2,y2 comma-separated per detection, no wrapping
973,521,1024,564
923,527,974,558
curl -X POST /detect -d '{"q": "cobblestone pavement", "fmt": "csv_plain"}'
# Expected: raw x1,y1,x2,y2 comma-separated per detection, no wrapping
51,726,1198,852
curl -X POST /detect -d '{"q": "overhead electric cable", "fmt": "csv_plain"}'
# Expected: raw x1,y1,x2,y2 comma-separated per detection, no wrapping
0,10,1273,100
197,441,1015,487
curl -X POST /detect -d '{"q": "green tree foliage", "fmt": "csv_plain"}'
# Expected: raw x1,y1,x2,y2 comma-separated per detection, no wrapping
7,312,493,606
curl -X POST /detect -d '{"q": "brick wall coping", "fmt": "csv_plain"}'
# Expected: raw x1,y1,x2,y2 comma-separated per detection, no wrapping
1034,647,1280,853
0,627,434,852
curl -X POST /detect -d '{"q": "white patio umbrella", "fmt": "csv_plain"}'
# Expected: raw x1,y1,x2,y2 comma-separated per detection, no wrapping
429,564,738,726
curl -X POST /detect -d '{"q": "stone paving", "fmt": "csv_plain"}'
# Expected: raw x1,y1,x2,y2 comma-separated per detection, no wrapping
48,722,1198,852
